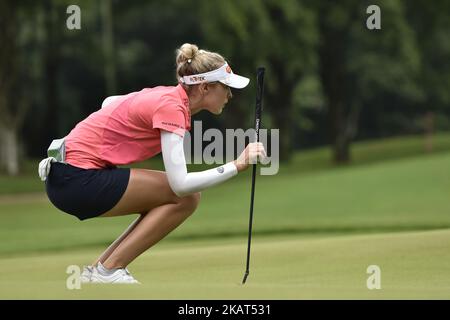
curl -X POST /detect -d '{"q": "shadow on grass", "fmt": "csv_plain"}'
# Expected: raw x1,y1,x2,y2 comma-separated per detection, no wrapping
2,223,450,258
172,223,450,241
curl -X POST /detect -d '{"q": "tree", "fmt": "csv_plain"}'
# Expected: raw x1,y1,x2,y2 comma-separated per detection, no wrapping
200,0,318,161
405,0,450,151
42,0,63,153
0,1,35,175
316,0,422,163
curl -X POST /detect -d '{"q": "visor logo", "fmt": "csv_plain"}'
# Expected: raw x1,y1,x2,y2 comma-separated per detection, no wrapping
190,76,206,82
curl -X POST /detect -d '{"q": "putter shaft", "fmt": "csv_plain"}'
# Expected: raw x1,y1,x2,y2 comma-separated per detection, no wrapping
242,67,265,285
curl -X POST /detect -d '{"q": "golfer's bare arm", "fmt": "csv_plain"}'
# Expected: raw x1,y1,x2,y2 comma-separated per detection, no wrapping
161,130,238,197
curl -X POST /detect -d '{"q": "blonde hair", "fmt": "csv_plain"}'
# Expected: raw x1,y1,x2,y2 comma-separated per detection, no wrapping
175,43,226,86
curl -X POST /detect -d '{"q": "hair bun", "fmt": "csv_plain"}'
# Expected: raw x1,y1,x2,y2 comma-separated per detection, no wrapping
177,43,199,64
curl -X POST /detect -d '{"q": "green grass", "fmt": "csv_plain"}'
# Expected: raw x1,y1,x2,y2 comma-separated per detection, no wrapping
1,230,449,299
1,149,448,256
0,134,449,299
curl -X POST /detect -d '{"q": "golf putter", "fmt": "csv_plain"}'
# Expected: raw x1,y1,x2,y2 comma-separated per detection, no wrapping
242,67,265,285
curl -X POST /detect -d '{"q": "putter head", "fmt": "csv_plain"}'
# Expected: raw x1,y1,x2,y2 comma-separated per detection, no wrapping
242,272,249,284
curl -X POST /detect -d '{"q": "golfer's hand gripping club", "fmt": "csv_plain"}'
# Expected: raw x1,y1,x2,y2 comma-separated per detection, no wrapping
233,142,267,172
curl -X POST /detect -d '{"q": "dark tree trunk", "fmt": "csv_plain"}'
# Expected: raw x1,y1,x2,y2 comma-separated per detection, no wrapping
319,35,350,163
101,0,117,95
424,111,434,153
318,3,357,165
42,0,60,142
0,0,20,175
0,127,19,175
268,58,295,162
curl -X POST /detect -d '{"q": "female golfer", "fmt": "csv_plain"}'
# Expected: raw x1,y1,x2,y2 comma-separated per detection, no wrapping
38,43,266,284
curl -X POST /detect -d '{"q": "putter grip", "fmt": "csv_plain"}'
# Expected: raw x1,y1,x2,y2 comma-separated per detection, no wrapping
255,67,265,138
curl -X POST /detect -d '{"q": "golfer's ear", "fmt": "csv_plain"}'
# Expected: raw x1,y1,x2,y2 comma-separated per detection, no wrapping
199,83,209,94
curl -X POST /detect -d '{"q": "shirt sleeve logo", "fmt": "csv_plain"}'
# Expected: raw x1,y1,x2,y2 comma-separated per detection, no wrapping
162,121,184,129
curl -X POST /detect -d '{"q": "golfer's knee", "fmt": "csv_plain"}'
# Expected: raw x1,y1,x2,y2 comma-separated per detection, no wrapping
178,192,201,215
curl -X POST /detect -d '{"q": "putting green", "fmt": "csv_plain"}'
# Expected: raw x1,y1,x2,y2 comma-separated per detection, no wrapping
1,146,449,299
1,229,449,299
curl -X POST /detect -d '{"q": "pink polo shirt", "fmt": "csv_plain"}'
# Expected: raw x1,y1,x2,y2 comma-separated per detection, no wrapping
65,84,191,169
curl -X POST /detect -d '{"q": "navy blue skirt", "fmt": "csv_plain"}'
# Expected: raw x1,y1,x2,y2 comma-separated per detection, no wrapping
45,162,130,220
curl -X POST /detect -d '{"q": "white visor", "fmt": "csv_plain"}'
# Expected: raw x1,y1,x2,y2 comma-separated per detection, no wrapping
180,63,250,89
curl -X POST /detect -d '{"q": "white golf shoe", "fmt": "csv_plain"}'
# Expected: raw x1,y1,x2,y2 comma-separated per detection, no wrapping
90,262,140,284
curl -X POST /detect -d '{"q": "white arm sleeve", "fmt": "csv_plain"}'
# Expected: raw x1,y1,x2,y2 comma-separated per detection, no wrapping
161,130,238,197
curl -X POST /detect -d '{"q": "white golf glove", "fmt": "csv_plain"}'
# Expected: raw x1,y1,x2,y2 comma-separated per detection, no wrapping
38,157,57,181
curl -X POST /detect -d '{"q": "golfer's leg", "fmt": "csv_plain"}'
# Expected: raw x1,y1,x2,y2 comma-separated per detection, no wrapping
89,169,175,266
101,168,180,217
91,215,143,266
102,194,200,269
95,168,200,269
